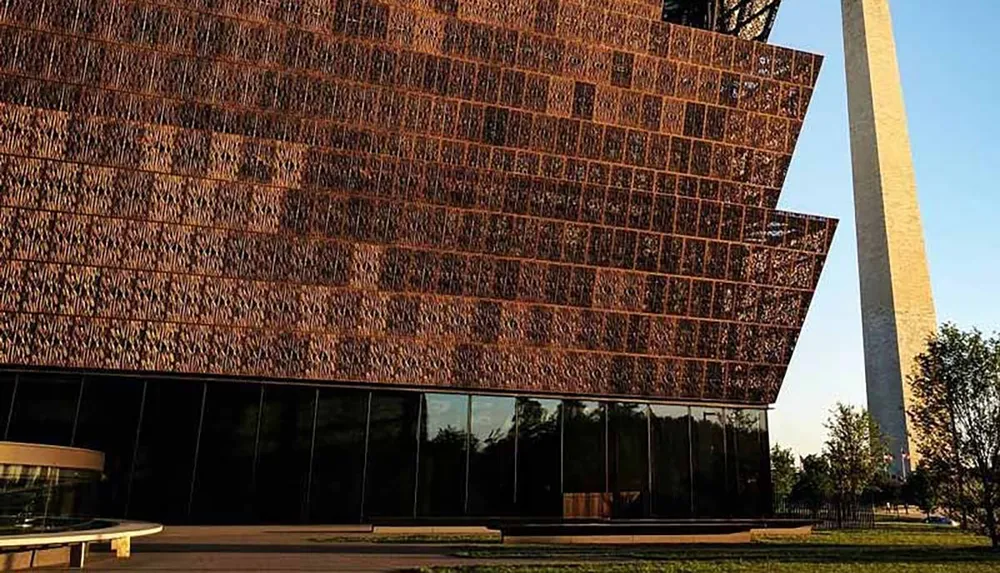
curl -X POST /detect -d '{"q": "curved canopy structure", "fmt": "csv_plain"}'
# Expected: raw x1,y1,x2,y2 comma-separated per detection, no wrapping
663,0,783,42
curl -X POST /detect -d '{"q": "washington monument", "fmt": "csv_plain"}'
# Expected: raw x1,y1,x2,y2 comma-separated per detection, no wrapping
842,0,937,474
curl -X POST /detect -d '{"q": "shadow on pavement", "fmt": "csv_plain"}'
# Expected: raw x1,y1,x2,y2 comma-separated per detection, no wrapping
133,543,489,555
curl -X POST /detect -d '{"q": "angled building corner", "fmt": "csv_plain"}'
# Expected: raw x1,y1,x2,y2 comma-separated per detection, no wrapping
842,0,937,474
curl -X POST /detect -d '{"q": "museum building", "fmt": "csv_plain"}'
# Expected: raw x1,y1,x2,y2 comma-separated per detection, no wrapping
0,0,835,524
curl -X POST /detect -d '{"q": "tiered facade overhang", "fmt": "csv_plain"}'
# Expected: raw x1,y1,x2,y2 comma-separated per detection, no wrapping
0,0,831,405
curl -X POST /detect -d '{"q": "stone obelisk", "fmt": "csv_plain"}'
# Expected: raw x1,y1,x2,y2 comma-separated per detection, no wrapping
842,0,937,475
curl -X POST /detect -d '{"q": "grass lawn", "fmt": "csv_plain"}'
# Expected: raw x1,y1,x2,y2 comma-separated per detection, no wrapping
418,525,998,572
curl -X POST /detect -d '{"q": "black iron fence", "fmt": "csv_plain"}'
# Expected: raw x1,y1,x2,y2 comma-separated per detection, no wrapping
773,497,876,530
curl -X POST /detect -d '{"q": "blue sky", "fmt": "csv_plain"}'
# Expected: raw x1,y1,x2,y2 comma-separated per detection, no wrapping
767,0,1000,456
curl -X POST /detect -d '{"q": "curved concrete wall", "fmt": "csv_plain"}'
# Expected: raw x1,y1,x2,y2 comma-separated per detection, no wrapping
0,442,104,472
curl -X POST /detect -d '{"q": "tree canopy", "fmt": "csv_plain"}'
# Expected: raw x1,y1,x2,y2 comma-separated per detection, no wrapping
904,464,939,517
771,444,797,502
823,403,889,502
909,323,1000,548
790,454,833,514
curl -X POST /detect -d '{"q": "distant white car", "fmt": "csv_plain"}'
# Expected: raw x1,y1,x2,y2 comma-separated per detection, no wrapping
924,515,959,527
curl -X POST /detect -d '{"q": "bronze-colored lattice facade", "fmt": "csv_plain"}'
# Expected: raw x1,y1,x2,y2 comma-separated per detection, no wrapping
0,0,835,405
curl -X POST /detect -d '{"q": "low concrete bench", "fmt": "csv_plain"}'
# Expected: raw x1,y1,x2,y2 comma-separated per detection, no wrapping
0,520,162,570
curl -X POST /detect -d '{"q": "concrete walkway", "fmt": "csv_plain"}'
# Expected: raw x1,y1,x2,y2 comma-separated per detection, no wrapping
49,526,554,572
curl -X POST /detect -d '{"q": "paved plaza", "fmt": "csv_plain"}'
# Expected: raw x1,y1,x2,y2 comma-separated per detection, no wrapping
55,527,532,572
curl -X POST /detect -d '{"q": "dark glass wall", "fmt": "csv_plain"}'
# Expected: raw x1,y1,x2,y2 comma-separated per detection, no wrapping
309,389,369,523
191,383,261,524
255,385,315,523
364,392,421,517
417,394,469,517
515,398,562,517
729,409,770,517
128,380,205,523
0,369,771,524
609,403,649,518
691,406,729,517
74,376,145,517
562,401,606,495
650,404,692,517
0,374,16,437
7,374,81,446
468,396,516,516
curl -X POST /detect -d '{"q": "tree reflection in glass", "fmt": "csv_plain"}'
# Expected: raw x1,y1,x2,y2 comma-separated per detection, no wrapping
562,400,606,494
515,397,561,517
608,402,649,518
417,393,469,517
650,404,692,517
468,395,516,516
728,408,769,517
691,406,728,517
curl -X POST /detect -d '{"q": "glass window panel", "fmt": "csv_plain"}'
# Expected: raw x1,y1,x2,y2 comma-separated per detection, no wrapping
365,391,421,517
729,408,769,517
562,400,607,519
562,400,605,495
255,385,315,524
662,3,713,29
0,373,16,437
468,395,516,516
417,393,469,517
128,380,204,523
191,383,261,524
309,388,369,523
608,402,649,518
74,376,145,518
691,406,728,518
650,404,692,517
7,374,81,446
515,397,561,517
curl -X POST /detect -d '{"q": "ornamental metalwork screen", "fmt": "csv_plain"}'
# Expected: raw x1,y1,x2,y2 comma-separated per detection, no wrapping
0,0,835,404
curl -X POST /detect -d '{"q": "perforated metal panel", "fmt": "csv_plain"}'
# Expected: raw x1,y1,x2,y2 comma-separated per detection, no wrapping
0,0,832,404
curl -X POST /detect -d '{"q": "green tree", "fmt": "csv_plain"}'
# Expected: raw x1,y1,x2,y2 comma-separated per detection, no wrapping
870,472,904,512
904,464,939,518
790,454,833,517
771,444,797,503
824,403,889,502
909,324,1000,548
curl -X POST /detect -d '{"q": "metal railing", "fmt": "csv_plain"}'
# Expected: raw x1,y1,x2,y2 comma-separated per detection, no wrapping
773,497,876,530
